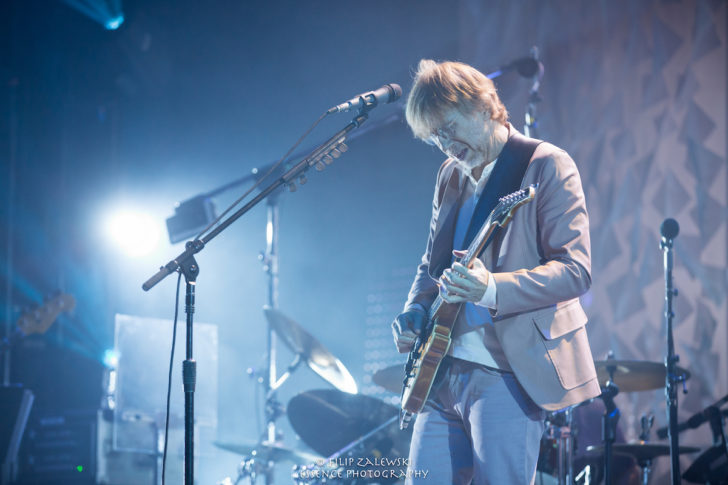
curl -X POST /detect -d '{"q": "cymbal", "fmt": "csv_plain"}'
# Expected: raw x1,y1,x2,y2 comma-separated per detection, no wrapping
586,442,700,462
594,360,690,392
287,389,412,460
264,308,358,394
214,441,321,464
372,364,404,394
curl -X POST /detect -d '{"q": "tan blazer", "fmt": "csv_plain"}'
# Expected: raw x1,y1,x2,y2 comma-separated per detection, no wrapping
405,127,600,411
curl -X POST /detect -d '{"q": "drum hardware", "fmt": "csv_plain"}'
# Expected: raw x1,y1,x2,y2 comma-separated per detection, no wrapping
371,364,405,395
215,441,322,485
660,393,728,484
287,389,413,484
586,442,700,485
639,413,654,441
220,310,358,485
574,465,591,485
593,359,690,393
597,354,621,485
291,416,400,485
543,406,578,485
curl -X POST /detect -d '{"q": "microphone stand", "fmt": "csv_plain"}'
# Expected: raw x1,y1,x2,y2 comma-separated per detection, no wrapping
142,107,373,485
660,224,682,485
523,46,544,139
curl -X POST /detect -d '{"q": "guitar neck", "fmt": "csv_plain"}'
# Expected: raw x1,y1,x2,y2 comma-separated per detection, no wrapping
428,218,500,321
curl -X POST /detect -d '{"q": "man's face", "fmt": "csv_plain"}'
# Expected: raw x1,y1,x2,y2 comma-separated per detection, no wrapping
427,107,493,169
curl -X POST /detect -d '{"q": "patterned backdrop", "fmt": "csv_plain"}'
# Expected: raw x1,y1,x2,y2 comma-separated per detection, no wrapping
459,0,726,480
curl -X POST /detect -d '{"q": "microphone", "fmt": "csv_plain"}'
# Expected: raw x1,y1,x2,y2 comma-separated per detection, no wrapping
512,57,541,78
660,218,680,241
328,83,402,114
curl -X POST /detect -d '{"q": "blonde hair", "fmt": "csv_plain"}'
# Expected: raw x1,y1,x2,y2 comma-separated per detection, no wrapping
405,59,508,140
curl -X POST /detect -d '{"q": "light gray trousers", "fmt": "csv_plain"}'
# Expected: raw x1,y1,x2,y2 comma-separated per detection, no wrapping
406,357,545,484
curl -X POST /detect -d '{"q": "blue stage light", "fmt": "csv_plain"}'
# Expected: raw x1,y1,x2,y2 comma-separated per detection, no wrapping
61,0,124,31
103,349,119,368
105,15,124,30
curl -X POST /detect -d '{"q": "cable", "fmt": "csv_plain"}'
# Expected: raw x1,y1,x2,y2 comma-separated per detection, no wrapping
162,272,182,485
193,111,330,241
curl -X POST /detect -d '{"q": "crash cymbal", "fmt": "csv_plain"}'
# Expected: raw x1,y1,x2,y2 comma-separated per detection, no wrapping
264,308,357,394
594,360,690,392
372,364,404,394
214,441,321,464
586,442,700,462
287,389,412,460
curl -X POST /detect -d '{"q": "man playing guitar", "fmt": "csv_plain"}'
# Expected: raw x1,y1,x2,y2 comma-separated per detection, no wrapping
392,59,600,484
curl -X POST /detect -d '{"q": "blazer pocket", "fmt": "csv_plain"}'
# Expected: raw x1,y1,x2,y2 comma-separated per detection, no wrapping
532,300,587,339
532,302,595,390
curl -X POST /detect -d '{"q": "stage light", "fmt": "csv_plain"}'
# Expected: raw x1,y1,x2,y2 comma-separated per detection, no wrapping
105,15,124,30
165,195,217,244
105,209,162,257
102,349,119,368
61,0,124,31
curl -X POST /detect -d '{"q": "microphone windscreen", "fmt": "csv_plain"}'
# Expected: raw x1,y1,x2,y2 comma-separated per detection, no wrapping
389,83,402,102
515,58,540,78
660,218,680,239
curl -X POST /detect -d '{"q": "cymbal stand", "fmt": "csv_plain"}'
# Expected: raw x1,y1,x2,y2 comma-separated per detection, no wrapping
599,360,620,485
258,189,282,485
637,414,655,485
544,408,575,485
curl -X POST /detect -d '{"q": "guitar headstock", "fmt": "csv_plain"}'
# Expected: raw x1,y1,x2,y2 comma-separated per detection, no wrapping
491,184,538,228
15,293,76,336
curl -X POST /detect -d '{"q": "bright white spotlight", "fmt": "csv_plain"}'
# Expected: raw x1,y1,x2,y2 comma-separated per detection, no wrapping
106,210,162,257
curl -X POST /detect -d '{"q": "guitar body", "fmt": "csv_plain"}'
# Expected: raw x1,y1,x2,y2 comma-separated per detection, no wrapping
399,184,537,429
400,303,462,416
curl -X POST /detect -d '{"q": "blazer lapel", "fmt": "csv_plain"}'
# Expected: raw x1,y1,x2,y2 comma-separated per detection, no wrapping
429,166,463,279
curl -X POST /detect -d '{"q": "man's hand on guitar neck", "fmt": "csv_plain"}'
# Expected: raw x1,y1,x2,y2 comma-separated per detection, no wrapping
391,307,427,353
439,249,491,304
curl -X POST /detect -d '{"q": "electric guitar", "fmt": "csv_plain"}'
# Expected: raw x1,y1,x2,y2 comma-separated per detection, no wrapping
399,184,537,429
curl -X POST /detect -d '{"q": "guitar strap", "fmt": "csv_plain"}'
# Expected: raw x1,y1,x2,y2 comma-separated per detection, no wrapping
461,131,542,249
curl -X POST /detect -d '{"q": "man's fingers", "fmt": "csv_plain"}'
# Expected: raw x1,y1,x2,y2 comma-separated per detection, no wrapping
441,291,466,303
451,263,479,283
441,270,475,293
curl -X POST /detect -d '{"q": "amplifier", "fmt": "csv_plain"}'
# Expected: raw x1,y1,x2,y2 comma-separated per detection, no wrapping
18,409,97,484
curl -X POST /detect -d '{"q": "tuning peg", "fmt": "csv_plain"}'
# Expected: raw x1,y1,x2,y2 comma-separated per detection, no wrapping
315,161,326,171
323,154,334,165
337,142,348,152
298,175,307,185
330,148,341,159
287,182,297,192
